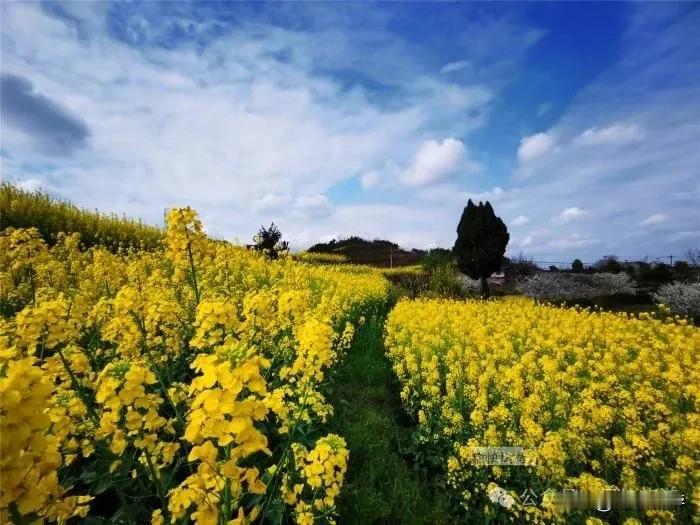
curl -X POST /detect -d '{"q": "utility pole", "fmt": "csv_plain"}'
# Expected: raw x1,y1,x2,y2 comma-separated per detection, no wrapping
669,254,673,266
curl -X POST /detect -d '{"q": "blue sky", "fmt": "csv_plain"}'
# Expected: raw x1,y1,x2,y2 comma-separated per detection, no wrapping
2,2,699,262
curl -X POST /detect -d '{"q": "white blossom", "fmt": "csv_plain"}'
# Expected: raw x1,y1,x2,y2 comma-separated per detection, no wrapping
652,282,700,317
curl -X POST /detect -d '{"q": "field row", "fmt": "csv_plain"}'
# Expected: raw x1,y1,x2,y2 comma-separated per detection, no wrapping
385,298,700,524
0,208,388,524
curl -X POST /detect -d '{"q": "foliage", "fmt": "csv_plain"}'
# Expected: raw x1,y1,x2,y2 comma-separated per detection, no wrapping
0,209,389,524
506,253,540,277
571,259,584,273
308,237,397,254
652,282,700,317
648,263,673,283
1,181,163,252
252,222,288,259
453,200,509,298
427,264,467,299
307,237,423,268
516,272,635,301
674,260,691,275
594,255,623,273
384,264,466,300
385,297,700,524
421,248,454,271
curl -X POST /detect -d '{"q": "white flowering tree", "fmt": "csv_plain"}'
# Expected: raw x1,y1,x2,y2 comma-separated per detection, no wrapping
652,282,700,317
517,272,636,301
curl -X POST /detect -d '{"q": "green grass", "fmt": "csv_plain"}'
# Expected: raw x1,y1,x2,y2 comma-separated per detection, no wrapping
328,310,452,525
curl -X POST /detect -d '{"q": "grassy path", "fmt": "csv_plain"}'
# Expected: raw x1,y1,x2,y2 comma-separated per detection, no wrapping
328,308,451,524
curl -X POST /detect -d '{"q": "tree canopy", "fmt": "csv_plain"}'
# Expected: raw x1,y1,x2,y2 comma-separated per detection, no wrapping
453,199,509,298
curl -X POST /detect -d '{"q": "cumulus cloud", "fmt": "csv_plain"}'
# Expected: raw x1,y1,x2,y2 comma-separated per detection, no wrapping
1,72,90,155
509,5,700,259
293,194,333,218
0,2,501,241
399,138,471,188
553,207,588,224
2,2,696,260
640,213,668,226
511,215,530,226
250,193,291,214
574,123,644,146
517,132,555,163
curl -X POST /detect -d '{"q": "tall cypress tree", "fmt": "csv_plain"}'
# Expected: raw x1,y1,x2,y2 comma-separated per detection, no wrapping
453,199,509,298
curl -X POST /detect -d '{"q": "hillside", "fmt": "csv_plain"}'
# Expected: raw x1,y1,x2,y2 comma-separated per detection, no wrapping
0,182,163,251
308,236,425,267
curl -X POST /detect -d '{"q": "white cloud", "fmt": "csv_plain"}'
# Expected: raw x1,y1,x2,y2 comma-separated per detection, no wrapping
574,123,644,146
440,60,471,74
293,194,333,218
360,171,379,189
553,207,588,224
399,138,469,188
519,235,533,247
250,193,291,213
0,3,493,237
508,5,700,259
15,178,45,193
546,233,597,250
511,215,530,226
2,3,697,261
640,213,668,226
463,186,506,203
517,132,555,163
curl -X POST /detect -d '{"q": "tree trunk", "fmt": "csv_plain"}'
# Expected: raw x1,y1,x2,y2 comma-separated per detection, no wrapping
480,276,490,299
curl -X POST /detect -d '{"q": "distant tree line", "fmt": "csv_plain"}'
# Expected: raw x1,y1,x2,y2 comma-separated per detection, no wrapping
308,236,399,253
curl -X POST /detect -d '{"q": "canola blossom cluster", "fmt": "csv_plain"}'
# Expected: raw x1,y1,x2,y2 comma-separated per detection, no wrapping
385,297,700,524
0,208,388,524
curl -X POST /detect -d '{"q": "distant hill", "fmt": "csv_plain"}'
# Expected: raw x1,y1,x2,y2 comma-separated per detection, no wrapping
308,236,425,267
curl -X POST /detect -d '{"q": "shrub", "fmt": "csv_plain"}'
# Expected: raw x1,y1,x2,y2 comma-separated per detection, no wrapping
571,258,584,272
421,248,454,271
594,255,623,273
251,222,288,259
427,264,465,298
652,282,700,317
590,272,636,295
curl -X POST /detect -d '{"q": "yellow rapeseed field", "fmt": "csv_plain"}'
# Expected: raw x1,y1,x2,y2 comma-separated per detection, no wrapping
0,208,388,524
385,297,700,524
